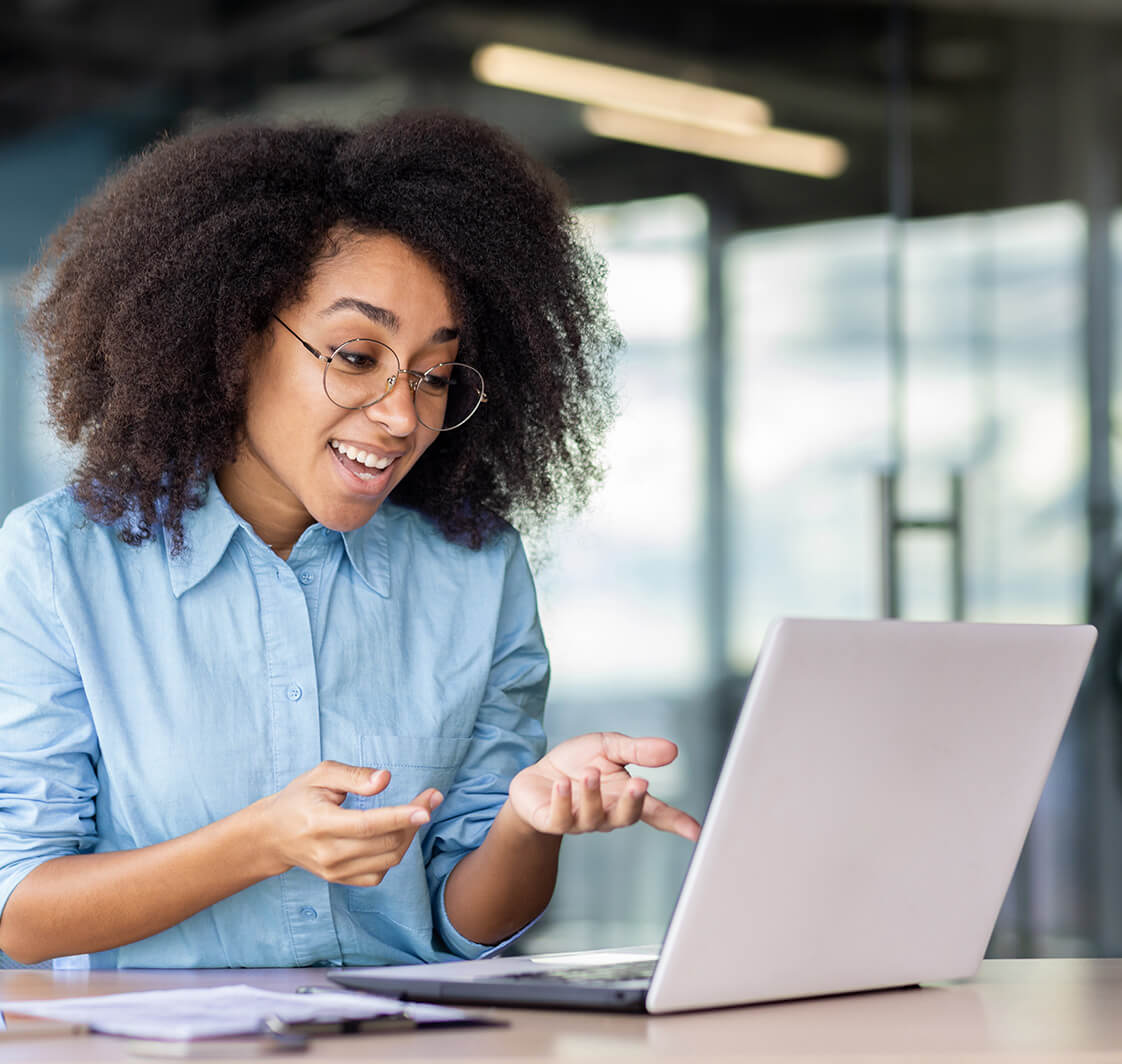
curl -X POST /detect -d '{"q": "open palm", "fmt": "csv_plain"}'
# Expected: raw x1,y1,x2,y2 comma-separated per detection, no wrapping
509,731,700,840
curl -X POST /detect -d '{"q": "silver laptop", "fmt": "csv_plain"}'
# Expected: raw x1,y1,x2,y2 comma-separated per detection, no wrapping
332,618,1096,1013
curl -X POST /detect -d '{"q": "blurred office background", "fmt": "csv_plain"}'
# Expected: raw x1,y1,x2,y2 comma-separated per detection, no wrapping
2,0,1122,960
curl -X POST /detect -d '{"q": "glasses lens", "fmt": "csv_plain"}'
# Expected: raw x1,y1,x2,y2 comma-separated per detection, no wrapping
415,364,485,431
325,342,484,430
324,340,398,409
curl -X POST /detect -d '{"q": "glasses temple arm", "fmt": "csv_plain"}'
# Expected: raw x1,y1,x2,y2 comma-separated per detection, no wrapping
271,314,325,361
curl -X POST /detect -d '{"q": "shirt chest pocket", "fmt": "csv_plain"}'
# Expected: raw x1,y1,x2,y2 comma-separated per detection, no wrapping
357,734,471,801
344,734,471,919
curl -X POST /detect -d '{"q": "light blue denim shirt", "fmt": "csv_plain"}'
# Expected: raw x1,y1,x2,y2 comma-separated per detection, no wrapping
0,481,549,968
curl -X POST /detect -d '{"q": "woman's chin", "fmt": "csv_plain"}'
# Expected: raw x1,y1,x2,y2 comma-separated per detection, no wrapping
312,500,385,533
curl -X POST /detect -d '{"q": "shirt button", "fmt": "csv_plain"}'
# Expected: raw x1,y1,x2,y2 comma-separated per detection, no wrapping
298,570,314,585
286,685,303,702
300,907,318,920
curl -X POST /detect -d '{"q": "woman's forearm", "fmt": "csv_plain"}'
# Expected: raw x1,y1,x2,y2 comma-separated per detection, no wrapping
0,800,282,964
442,800,562,946
0,760,439,965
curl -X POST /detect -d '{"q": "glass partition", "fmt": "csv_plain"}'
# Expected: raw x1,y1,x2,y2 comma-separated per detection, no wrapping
521,194,710,951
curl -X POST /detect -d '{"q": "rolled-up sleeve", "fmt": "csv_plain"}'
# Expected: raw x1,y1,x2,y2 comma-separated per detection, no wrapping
0,506,99,919
422,531,549,958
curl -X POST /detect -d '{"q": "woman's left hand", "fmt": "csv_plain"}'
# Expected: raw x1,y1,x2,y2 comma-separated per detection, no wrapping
509,732,701,842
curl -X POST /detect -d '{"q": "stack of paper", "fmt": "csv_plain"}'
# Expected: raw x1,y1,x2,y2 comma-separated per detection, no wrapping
2,984,467,1040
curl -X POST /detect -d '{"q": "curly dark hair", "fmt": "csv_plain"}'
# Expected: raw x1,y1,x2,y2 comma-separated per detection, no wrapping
22,112,620,552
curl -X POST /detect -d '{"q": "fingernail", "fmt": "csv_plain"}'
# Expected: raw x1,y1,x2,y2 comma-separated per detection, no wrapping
584,772,599,788
410,809,429,826
557,780,571,796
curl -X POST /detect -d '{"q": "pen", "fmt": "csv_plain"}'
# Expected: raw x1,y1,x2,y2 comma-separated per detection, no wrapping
265,1014,417,1036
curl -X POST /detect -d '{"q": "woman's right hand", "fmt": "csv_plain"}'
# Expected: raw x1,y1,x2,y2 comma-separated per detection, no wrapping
255,760,442,886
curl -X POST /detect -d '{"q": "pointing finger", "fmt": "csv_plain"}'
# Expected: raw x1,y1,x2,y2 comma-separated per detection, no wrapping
639,794,701,842
343,802,434,838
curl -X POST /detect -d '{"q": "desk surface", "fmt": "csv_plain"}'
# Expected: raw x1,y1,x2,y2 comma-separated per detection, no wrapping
1,958,1119,1062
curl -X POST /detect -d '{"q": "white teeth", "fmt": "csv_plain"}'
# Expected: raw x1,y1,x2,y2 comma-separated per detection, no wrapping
330,440,394,471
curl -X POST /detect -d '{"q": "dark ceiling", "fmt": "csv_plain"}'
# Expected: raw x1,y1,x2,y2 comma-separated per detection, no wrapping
3,0,1122,229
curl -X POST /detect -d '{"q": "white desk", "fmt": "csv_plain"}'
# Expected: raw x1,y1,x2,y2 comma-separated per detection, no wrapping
1,958,1120,1062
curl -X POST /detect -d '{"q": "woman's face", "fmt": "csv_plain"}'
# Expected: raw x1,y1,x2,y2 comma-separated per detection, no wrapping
218,232,459,552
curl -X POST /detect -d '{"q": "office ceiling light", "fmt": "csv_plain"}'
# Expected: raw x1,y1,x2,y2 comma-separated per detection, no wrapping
582,107,849,179
472,43,771,132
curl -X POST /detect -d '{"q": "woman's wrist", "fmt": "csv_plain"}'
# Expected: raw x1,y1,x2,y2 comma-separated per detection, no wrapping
234,794,292,881
495,796,564,849
443,797,562,946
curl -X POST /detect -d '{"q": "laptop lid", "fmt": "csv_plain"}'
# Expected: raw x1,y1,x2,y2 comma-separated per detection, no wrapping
332,619,1095,1014
646,617,1095,1011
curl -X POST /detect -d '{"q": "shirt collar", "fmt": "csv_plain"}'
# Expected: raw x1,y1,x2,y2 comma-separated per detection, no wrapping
165,478,394,599
165,478,244,598
341,507,392,599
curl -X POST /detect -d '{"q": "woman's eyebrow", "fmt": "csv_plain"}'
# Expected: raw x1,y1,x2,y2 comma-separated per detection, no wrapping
320,296,459,344
320,296,399,332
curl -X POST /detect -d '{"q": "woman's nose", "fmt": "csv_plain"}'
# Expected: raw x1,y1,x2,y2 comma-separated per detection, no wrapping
363,374,418,435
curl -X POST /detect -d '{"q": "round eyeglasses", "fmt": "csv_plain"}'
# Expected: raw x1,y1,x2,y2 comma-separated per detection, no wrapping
272,314,487,431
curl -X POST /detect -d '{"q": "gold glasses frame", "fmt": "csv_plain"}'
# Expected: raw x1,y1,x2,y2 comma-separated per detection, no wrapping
271,314,487,431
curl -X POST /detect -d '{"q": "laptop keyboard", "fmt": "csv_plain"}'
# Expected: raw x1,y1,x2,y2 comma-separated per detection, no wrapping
502,959,657,986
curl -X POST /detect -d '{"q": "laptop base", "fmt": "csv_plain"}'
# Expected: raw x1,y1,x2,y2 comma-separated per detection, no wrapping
330,971,649,1011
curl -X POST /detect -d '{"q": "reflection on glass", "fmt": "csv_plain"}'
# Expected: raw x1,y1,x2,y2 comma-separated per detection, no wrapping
727,203,1084,675
727,216,894,667
535,194,708,701
521,194,708,953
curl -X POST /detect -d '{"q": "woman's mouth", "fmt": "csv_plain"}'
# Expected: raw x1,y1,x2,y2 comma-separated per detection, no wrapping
328,439,400,489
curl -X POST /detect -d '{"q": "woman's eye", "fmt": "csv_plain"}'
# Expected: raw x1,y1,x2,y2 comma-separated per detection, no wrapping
338,351,377,370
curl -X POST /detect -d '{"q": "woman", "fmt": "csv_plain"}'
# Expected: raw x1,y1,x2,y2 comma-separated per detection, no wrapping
0,112,699,969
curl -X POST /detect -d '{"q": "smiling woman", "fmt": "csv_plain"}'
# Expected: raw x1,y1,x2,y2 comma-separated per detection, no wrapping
25,115,617,553
219,233,459,556
0,113,700,970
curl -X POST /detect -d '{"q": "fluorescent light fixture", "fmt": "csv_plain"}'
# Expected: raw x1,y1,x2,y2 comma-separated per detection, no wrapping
472,43,771,132
582,106,849,179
